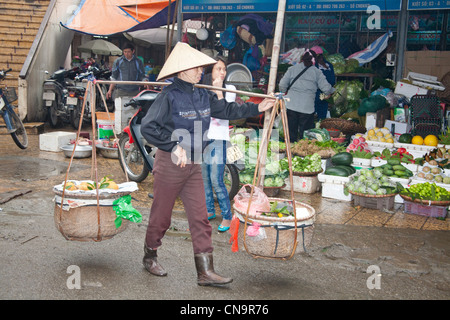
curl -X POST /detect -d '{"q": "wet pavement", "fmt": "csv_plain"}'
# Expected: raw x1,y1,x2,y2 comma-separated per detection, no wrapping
0,124,449,302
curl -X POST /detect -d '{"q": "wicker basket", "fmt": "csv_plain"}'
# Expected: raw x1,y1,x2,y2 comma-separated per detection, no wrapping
233,198,315,259
399,194,450,207
349,190,397,210
53,189,129,241
320,118,366,135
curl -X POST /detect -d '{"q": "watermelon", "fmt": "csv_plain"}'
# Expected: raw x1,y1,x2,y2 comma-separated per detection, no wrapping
398,133,412,144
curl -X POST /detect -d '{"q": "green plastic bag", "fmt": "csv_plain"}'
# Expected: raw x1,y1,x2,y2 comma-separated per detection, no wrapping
112,195,142,228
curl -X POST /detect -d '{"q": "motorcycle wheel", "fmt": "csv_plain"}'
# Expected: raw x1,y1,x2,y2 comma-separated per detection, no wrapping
118,134,149,182
224,164,240,200
48,100,62,128
7,108,28,149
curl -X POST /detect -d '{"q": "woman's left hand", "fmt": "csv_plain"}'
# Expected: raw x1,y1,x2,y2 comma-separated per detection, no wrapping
258,98,276,112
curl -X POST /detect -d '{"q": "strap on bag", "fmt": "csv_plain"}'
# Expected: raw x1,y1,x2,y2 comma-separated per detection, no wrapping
285,66,310,94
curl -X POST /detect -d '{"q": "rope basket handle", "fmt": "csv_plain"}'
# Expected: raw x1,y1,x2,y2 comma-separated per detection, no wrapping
58,80,129,241
241,98,299,260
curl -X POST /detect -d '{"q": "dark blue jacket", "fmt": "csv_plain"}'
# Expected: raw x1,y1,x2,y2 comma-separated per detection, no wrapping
140,77,260,162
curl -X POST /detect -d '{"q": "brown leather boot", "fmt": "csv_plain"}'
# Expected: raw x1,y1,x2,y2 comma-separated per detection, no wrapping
143,245,167,276
194,253,232,286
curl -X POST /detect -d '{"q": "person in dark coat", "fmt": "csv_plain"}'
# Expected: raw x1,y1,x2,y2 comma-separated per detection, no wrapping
311,46,336,120
140,42,275,286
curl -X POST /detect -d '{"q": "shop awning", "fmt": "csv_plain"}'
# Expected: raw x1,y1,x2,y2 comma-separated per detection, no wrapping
120,0,171,22
61,0,197,36
61,0,139,36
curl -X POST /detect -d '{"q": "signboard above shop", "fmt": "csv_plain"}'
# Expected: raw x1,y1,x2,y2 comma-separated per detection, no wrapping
408,0,450,10
182,0,402,13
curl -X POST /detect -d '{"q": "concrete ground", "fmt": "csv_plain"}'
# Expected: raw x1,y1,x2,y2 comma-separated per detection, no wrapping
0,124,448,304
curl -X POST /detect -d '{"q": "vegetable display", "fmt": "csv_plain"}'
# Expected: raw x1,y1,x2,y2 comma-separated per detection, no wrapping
238,140,287,187
345,168,401,196
400,182,450,202
373,160,414,179
330,80,365,117
280,153,322,173
291,138,345,158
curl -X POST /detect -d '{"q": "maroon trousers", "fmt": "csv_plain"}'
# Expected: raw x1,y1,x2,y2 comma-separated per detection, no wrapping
145,149,213,254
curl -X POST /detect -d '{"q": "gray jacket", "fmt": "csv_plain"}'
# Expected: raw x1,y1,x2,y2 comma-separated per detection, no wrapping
279,62,335,114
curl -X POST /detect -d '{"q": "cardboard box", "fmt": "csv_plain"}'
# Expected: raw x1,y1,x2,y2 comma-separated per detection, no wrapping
394,81,428,100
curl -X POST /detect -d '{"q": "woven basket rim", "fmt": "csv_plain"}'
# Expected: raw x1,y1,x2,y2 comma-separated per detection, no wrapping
399,194,450,206
349,190,397,198
53,188,131,199
292,169,323,176
233,197,315,223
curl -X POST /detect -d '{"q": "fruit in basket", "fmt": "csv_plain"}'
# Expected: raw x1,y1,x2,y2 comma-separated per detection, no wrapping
64,181,77,191
423,135,438,147
345,168,400,196
412,135,424,145
401,182,450,201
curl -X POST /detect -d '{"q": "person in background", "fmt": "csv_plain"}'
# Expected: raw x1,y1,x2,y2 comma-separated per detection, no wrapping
201,57,236,233
278,49,335,142
106,42,145,100
310,46,336,120
140,42,275,286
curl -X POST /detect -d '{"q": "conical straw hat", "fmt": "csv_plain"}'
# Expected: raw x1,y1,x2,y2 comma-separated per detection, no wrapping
157,42,217,81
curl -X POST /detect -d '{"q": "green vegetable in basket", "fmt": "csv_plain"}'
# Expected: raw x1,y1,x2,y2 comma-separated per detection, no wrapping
112,195,142,228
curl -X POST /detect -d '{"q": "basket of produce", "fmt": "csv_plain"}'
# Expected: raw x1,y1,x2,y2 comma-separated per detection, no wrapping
399,182,450,207
53,177,141,241
233,186,315,258
320,118,366,135
291,139,345,158
345,168,401,210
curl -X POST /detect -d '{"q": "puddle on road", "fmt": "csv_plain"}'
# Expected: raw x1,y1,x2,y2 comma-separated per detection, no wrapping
0,156,89,181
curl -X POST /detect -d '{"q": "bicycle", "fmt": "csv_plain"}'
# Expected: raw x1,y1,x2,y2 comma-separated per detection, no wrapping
0,68,28,149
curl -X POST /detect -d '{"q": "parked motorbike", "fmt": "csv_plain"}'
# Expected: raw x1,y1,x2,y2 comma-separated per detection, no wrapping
117,90,241,199
69,66,114,129
42,69,69,127
0,68,28,149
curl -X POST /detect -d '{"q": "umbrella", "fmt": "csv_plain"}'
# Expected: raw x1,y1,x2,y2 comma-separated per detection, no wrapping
78,39,122,56
125,28,179,46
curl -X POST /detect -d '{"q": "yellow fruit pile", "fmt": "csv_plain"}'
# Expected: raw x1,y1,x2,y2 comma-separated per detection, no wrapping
64,176,119,191
412,134,438,146
365,127,394,143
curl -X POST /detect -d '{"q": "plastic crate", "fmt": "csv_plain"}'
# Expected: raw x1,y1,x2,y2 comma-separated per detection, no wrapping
403,200,448,218
353,194,395,210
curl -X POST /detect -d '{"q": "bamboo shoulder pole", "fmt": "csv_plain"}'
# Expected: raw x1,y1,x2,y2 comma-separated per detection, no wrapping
94,80,276,100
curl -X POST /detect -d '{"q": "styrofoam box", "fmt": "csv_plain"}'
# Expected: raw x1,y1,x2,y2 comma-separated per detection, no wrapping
394,81,428,100
321,158,332,171
39,131,77,152
352,158,372,167
283,175,320,193
318,173,352,201
367,140,394,153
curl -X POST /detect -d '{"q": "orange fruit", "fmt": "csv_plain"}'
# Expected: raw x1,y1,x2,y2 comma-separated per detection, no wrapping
411,135,424,145
423,135,438,147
